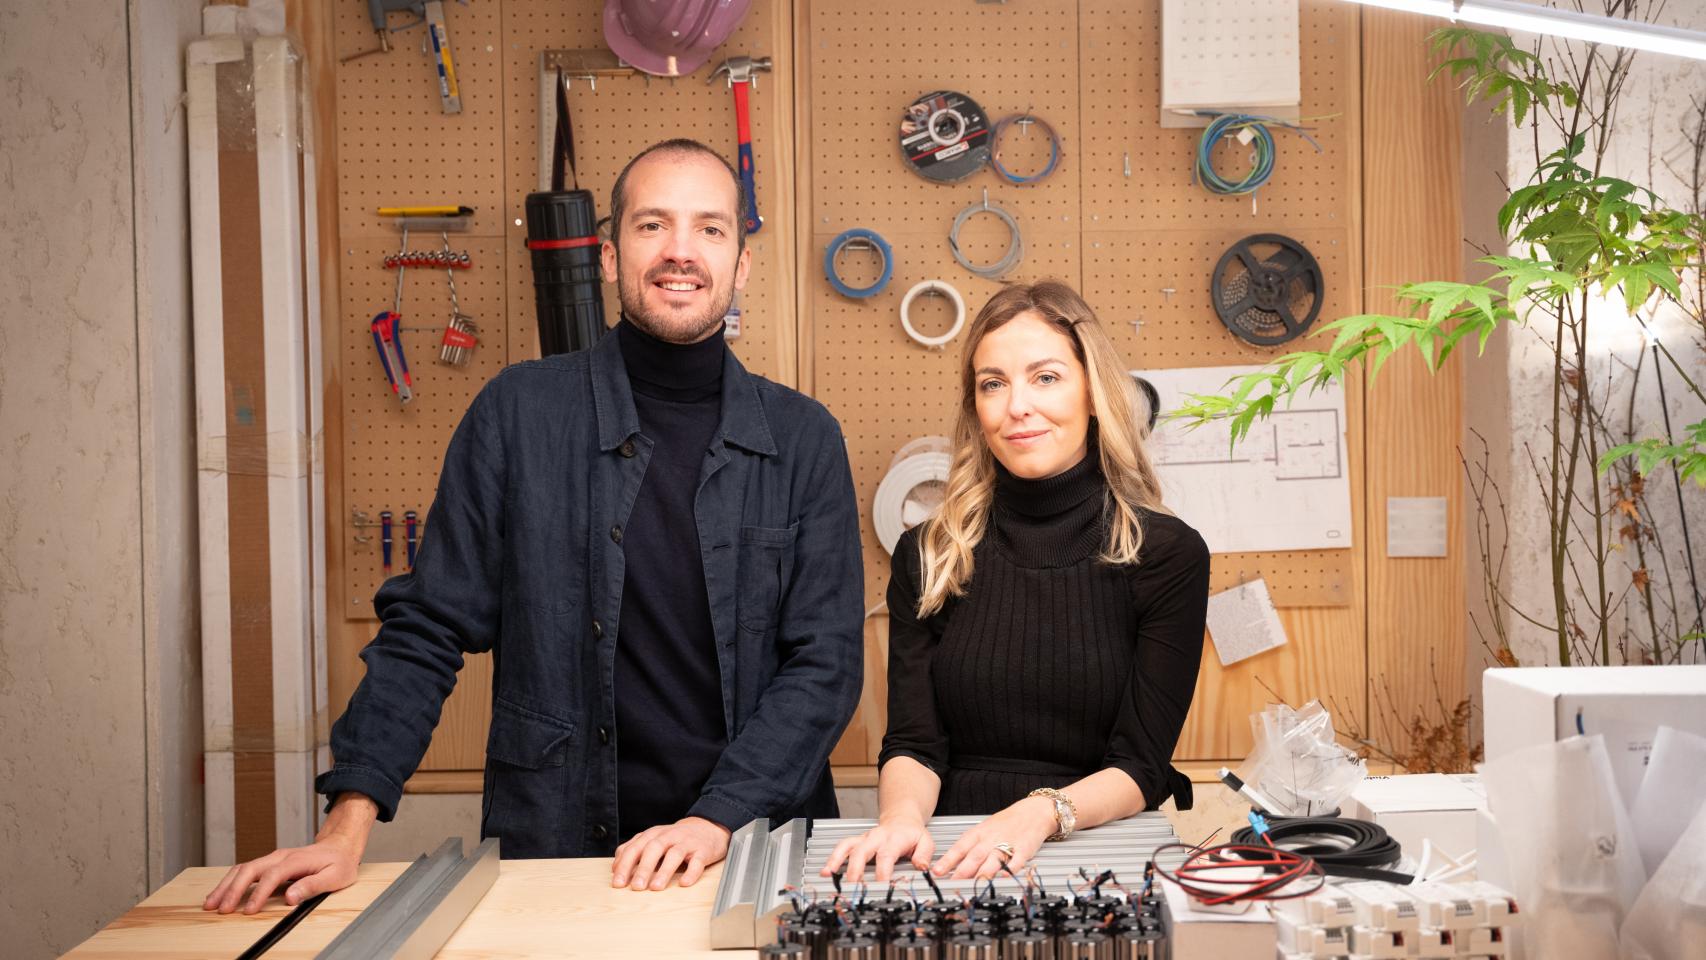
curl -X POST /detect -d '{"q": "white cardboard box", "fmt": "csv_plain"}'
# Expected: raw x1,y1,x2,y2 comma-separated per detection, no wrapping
1343,773,1485,862
1483,666,1706,809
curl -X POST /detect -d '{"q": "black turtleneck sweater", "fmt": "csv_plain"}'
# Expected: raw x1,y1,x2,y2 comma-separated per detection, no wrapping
614,319,730,840
878,444,1211,814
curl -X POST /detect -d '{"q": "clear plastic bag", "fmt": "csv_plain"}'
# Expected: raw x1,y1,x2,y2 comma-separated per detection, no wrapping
1481,735,1647,960
1619,799,1706,960
1237,701,1366,817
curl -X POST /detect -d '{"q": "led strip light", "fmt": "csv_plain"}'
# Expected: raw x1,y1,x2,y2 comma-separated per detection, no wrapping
1340,0,1706,61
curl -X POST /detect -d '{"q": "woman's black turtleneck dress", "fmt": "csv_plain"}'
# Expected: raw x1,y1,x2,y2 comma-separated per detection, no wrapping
878,443,1211,814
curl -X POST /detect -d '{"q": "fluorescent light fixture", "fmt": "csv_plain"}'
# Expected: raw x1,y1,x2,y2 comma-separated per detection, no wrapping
1342,0,1706,61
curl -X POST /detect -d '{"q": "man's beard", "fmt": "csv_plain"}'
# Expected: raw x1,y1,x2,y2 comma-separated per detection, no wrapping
615,253,734,344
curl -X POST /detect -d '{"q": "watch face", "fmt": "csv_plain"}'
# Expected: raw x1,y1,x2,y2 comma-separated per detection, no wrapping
1056,799,1076,832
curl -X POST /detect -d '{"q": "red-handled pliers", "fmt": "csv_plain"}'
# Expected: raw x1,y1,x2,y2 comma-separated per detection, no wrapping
370,310,413,404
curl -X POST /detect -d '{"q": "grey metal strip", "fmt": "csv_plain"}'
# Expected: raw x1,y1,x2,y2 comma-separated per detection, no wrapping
380,838,500,960
709,818,770,948
316,838,464,960
316,837,499,960
752,818,809,946
795,813,1183,900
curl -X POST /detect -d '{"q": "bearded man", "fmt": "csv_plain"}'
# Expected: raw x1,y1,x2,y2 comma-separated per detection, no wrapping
205,139,863,913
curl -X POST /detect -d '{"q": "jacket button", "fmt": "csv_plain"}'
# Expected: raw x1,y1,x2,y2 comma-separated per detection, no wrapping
598,726,609,745
618,440,636,458
591,619,603,638
592,824,609,841
610,525,623,544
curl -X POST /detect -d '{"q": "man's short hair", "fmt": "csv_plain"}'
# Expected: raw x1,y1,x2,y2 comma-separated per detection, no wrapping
607,138,747,252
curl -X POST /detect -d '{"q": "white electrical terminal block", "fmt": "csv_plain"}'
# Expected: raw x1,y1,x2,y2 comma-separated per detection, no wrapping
1413,927,1455,959
1271,888,1360,928
1454,925,1510,956
1455,880,1518,924
1348,924,1409,959
1270,878,1519,959
1405,882,1486,930
1275,911,1349,955
1340,881,1421,934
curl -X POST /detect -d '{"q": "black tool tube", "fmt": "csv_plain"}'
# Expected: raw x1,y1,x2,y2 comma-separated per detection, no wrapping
524,189,606,356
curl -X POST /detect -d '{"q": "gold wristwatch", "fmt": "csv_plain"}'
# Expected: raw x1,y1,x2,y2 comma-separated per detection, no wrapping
1028,787,1078,841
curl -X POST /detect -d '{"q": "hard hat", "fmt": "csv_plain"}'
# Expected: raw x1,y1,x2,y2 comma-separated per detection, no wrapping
603,0,754,78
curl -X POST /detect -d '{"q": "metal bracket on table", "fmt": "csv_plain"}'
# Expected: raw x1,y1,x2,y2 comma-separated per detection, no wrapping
316,836,499,960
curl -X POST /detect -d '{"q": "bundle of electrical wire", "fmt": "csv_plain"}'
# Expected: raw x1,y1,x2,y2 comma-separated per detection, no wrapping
1147,814,1327,907
1192,111,1323,196
990,113,1061,185
1229,815,1410,883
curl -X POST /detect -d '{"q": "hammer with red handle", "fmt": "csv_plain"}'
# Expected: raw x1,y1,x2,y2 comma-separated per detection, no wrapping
708,56,772,235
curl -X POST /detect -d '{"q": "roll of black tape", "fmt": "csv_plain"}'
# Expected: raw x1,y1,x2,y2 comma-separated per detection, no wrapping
899,90,992,183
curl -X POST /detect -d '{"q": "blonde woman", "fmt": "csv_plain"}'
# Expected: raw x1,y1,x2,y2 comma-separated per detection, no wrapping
824,280,1209,884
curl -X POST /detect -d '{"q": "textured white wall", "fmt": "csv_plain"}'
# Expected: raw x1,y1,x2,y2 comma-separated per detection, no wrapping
1450,2,1706,691
0,1,203,955
0,2,148,955
1495,41,1706,669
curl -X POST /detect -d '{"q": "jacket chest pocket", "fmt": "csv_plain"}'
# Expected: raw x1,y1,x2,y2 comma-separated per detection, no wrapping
485,698,575,769
735,522,798,633
482,698,578,856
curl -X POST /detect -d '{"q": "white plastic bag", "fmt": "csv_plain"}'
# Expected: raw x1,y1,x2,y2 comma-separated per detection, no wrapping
1629,726,1706,877
1481,735,1647,960
1619,799,1706,960
1237,701,1366,816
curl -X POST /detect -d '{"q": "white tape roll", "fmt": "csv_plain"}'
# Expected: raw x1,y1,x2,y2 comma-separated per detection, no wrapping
900,279,967,349
873,448,953,556
928,106,967,147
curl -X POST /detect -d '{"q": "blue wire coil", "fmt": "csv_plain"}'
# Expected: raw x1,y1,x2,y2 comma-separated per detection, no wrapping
991,113,1061,185
1192,111,1322,197
824,228,895,298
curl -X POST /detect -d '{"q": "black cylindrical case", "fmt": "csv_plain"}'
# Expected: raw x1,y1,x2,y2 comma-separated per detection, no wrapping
524,189,606,356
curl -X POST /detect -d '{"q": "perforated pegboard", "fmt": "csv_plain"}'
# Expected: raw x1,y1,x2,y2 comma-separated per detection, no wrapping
335,0,794,614
1084,227,1359,606
338,237,510,601
1077,0,1359,230
804,0,1364,615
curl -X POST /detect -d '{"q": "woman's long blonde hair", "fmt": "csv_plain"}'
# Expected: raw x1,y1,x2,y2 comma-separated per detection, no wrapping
915,280,1169,616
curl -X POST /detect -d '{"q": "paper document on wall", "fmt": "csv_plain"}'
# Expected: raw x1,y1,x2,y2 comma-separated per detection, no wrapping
1161,0,1300,112
1134,365,1352,553
1206,578,1288,666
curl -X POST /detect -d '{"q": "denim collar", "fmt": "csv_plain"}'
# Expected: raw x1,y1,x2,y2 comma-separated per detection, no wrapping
588,327,778,456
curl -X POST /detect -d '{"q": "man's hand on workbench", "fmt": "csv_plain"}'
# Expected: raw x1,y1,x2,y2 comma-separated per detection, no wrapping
610,816,732,891
202,792,377,914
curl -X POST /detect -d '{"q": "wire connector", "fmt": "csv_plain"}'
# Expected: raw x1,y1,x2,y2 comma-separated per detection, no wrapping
1247,811,1272,839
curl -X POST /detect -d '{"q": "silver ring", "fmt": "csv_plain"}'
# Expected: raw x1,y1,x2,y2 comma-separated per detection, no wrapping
993,842,1016,861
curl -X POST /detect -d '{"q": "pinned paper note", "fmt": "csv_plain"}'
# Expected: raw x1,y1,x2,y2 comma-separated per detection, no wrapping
1205,578,1288,666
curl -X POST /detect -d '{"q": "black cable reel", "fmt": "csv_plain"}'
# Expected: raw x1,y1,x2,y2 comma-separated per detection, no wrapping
1210,234,1324,346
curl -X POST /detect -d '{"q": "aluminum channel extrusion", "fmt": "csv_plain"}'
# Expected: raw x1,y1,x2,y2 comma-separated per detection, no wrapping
316,837,500,960
710,818,772,948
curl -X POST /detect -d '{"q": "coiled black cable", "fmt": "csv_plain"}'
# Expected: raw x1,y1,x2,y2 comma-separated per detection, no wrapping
1230,817,1411,883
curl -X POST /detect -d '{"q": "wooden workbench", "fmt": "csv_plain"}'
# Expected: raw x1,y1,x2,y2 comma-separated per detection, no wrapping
64,795,1248,958
63,858,745,960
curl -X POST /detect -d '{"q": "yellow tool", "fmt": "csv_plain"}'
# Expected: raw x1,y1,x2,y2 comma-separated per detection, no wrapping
378,205,474,217
344,0,463,115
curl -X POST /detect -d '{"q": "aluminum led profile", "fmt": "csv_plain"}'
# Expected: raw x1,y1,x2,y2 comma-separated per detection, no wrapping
1342,0,1706,61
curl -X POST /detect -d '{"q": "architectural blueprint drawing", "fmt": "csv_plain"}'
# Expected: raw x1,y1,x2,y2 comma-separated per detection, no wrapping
1133,365,1353,553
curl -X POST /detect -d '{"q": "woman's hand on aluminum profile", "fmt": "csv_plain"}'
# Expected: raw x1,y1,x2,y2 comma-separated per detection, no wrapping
821,816,936,885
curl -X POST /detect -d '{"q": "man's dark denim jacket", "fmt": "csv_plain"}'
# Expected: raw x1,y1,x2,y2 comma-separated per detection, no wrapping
314,331,865,857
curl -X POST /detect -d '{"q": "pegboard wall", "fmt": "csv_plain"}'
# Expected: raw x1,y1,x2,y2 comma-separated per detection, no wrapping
326,0,1383,768
805,0,1363,619
334,0,793,610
